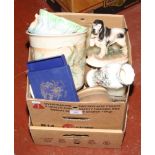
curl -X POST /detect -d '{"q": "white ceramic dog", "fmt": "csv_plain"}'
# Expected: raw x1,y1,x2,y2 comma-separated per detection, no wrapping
90,19,128,58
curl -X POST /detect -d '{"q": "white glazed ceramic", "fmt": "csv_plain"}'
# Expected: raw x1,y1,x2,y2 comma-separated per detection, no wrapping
86,54,128,68
107,87,127,97
86,63,135,97
27,30,87,90
86,63,135,89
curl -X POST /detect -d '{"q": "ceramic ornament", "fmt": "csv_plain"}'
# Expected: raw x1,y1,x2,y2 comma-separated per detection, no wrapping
27,9,88,90
86,19,128,68
86,63,135,89
78,86,111,102
88,19,128,58
107,87,127,97
86,54,128,68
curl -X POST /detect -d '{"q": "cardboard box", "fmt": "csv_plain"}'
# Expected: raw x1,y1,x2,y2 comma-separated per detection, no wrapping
26,13,132,130
94,0,140,14
103,0,126,7
48,0,140,13
54,0,103,12
29,114,127,148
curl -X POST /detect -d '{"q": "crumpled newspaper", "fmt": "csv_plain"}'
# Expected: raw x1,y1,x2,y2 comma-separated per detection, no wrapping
28,9,87,35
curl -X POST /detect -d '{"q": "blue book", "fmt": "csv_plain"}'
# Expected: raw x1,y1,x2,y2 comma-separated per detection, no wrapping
27,55,67,72
27,55,79,102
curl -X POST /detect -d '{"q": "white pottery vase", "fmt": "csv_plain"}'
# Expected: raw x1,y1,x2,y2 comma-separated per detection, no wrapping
86,63,135,96
27,31,87,90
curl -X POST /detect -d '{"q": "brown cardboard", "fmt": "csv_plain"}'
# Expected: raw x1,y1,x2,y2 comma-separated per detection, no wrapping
29,115,127,148
26,13,131,129
55,0,103,12
103,0,126,7
53,0,140,13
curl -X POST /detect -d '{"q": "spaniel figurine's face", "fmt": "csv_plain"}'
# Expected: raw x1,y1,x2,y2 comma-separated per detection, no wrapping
91,20,104,35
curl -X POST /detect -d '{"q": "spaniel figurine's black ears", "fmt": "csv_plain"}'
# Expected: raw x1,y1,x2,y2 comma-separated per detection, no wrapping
99,28,105,40
91,19,105,41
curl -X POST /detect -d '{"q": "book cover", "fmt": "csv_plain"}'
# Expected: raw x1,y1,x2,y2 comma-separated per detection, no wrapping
27,55,67,72
27,55,79,102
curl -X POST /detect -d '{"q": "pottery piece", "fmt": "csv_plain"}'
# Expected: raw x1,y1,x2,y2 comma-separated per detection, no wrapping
88,19,128,59
86,63,135,89
78,86,111,102
86,41,128,68
27,10,88,90
86,53,128,68
107,87,127,97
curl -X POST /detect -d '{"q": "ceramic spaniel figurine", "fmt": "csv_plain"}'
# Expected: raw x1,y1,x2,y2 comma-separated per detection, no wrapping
89,19,128,59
